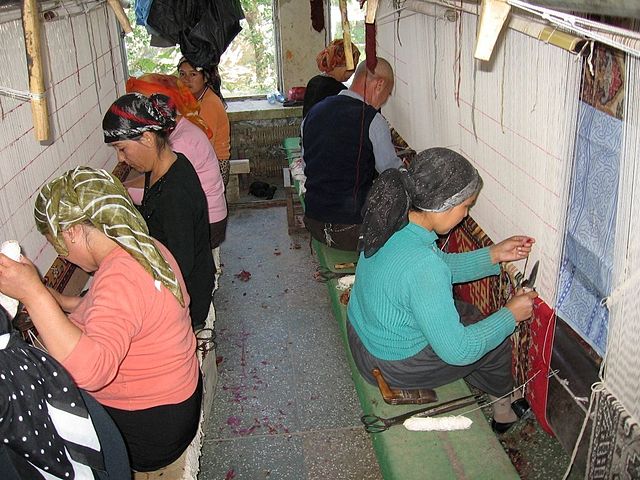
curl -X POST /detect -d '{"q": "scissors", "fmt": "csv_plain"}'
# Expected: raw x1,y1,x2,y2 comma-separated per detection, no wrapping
515,260,539,291
360,393,485,433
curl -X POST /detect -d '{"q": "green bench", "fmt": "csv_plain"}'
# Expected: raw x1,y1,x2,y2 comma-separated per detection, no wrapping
323,279,520,479
311,237,358,274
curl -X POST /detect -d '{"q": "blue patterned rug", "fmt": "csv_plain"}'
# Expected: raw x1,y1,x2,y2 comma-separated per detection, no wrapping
556,101,622,355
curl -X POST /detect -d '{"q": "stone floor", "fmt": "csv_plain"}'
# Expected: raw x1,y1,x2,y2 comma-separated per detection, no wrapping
198,206,381,480
198,204,584,480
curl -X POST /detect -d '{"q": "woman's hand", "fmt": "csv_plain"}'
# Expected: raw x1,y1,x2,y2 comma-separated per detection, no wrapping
490,236,535,264
506,289,538,323
0,253,82,361
0,253,48,304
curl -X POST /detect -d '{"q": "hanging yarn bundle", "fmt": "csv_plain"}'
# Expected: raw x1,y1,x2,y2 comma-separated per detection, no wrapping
310,0,324,32
365,0,379,71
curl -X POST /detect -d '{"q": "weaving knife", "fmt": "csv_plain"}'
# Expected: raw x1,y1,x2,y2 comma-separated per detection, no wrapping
521,260,539,290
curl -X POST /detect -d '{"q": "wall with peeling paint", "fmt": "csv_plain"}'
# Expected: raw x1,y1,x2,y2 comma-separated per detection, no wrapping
277,0,327,95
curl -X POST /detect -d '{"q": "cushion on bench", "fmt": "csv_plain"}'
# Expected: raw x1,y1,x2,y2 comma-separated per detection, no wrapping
311,237,358,274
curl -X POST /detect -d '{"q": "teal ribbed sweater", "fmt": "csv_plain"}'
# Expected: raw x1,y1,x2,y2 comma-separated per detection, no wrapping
347,222,516,365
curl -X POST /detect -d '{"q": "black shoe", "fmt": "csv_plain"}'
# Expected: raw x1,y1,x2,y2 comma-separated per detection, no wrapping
511,398,531,419
491,419,516,434
491,398,532,434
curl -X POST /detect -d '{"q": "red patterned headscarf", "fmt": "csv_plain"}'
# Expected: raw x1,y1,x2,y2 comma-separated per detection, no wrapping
316,39,361,73
126,74,213,139
102,93,176,144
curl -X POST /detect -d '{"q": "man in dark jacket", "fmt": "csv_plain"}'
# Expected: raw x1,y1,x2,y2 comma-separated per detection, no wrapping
302,57,403,251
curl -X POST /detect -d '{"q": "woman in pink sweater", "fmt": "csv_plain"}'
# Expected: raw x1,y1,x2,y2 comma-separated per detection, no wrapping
0,167,201,472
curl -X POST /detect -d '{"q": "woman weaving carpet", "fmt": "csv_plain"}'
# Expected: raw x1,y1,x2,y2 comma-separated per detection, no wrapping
125,74,228,253
303,39,361,118
347,148,537,433
0,167,201,471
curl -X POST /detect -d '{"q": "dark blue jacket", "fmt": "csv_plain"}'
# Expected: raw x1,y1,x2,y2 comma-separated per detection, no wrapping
303,94,378,224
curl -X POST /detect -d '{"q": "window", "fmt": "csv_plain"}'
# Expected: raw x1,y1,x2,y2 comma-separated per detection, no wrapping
123,1,278,97
219,0,277,97
329,0,365,58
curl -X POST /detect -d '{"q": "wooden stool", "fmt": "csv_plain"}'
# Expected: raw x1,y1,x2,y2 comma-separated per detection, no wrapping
372,368,438,405
227,159,250,203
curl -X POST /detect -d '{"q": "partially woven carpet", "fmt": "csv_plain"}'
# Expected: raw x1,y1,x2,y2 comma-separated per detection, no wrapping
587,388,640,479
444,216,554,433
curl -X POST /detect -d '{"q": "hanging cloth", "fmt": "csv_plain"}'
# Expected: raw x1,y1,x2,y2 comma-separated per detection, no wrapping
310,0,324,32
180,0,244,68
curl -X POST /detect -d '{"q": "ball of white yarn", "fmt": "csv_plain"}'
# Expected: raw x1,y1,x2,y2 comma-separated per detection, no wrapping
1,240,21,262
403,415,473,431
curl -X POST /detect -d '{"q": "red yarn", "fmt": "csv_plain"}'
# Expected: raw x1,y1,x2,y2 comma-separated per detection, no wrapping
365,22,377,72
310,0,324,32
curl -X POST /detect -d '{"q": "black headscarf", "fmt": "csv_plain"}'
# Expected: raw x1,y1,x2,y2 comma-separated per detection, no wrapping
359,147,483,257
102,93,176,143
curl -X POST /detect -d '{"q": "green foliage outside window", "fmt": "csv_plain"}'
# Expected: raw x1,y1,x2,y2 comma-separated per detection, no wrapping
123,8,181,77
123,0,277,97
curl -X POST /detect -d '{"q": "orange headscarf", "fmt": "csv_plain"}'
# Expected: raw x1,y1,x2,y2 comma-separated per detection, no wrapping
126,74,213,139
316,39,361,74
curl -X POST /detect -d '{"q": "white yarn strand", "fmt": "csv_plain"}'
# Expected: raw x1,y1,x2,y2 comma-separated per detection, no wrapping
404,415,473,431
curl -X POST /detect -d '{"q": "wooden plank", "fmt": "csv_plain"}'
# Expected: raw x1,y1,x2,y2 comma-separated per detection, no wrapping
229,159,250,174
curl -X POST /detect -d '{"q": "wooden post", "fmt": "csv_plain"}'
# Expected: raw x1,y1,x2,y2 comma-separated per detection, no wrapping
106,0,133,34
365,0,379,23
22,0,50,142
339,0,354,70
474,0,511,61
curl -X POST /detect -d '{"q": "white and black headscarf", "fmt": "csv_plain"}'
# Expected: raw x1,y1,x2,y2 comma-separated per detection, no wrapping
0,307,105,479
358,147,483,257
102,93,176,143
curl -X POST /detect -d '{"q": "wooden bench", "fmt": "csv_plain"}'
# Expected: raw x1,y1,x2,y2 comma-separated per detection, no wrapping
282,137,305,234
321,278,520,479
283,166,306,234
226,159,251,203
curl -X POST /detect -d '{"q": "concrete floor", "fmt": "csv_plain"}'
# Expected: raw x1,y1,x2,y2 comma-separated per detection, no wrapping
198,206,382,480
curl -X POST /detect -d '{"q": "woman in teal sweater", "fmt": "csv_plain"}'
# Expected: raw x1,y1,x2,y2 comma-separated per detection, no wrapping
347,147,538,432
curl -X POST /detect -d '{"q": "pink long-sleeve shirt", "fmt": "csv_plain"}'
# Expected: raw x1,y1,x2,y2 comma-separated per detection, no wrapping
62,242,199,410
171,118,227,223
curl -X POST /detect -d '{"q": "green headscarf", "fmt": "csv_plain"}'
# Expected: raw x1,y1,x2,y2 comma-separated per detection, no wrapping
34,166,184,306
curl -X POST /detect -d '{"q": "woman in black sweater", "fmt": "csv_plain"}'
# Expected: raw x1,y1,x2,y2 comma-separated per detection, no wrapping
102,93,214,330
303,39,361,117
